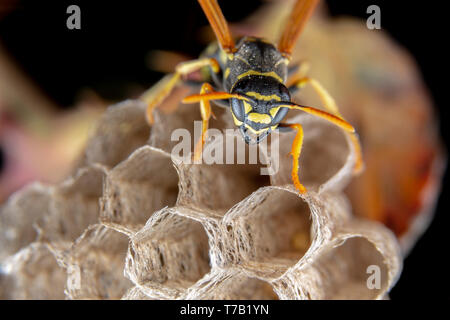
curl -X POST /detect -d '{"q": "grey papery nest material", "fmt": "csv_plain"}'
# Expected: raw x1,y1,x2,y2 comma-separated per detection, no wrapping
0,98,401,300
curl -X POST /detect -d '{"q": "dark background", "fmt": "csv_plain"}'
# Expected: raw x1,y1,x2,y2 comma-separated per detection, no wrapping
0,0,448,300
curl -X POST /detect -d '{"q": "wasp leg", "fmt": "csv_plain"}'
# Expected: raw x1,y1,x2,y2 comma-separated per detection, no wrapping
193,83,215,162
141,57,220,125
288,76,364,174
178,79,230,111
278,123,307,194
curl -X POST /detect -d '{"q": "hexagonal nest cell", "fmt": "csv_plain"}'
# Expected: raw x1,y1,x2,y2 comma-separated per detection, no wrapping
0,4,444,300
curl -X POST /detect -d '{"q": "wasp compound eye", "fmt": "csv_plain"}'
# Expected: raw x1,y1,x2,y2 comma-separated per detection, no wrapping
278,83,291,101
231,98,245,122
271,105,289,124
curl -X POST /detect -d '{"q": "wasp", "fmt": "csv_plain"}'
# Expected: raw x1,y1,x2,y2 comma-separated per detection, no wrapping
142,0,363,193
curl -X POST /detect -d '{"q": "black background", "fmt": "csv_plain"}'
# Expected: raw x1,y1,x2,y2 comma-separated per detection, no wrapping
0,0,448,300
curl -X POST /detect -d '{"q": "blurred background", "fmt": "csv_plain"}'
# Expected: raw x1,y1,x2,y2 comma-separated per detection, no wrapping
0,0,448,299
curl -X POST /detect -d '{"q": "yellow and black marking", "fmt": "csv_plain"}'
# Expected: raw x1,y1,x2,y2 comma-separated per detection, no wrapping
193,36,295,143
194,37,292,143
228,70,290,143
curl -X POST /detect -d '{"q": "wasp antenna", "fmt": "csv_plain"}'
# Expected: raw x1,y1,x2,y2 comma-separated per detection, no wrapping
198,0,236,53
278,0,319,59
276,101,355,133
182,91,249,104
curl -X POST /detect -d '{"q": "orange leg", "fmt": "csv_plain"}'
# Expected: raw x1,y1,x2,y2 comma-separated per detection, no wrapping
193,83,214,162
181,84,259,161
141,57,220,125
289,76,364,174
182,85,257,161
279,123,306,194
142,73,180,124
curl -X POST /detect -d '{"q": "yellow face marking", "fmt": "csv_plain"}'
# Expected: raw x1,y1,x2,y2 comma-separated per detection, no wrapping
243,101,252,114
246,91,281,102
224,67,230,79
237,70,283,83
245,124,269,135
247,112,272,124
269,107,280,118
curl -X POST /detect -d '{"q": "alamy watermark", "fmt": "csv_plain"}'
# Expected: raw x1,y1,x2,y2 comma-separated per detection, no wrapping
66,5,81,30
366,264,381,289
366,5,381,30
171,121,280,175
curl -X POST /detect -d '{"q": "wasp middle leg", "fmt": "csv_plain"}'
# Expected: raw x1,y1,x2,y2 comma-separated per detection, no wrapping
288,75,364,174
193,83,216,162
141,57,220,124
278,123,307,194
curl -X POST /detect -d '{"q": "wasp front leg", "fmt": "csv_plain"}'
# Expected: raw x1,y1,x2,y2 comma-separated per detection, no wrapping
192,83,215,162
141,57,220,124
278,123,307,194
288,76,364,174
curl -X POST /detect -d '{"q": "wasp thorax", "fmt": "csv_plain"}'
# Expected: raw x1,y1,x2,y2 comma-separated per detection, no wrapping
230,76,290,144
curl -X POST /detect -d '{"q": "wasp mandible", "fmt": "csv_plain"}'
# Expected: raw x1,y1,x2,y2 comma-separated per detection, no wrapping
142,0,363,193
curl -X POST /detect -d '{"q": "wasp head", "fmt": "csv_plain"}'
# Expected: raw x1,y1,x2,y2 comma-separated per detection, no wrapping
230,76,290,144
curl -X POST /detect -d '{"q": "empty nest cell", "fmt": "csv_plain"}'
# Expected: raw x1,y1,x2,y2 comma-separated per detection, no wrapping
0,185,51,261
62,225,132,299
175,159,270,214
0,243,66,300
221,187,313,279
283,236,391,300
81,100,150,168
124,208,211,298
38,166,104,243
100,146,179,233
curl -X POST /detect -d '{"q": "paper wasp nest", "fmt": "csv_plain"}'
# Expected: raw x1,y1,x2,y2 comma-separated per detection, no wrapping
0,5,443,300
0,97,402,300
